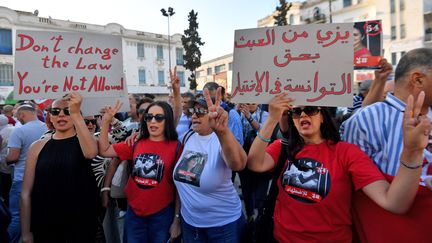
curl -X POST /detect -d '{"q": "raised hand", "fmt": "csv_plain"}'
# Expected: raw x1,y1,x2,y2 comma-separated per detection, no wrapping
64,92,82,116
204,87,228,133
169,66,180,93
403,91,431,153
375,58,393,83
268,92,294,122
102,100,123,124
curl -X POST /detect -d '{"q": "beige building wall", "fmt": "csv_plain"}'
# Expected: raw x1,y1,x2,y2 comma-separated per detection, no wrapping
196,54,233,92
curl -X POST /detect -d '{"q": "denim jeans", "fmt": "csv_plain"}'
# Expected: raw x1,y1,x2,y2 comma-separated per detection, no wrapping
7,180,22,243
181,214,246,243
123,203,173,243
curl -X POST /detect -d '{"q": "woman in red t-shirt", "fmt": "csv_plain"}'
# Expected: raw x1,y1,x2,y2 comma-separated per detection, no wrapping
247,92,429,243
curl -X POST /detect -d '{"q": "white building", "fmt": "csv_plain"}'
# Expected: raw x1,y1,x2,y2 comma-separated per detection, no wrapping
0,6,190,100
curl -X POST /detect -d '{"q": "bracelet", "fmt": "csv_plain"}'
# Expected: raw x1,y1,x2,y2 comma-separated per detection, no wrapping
174,214,180,218
400,161,423,169
101,187,111,192
247,117,254,123
256,131,271,143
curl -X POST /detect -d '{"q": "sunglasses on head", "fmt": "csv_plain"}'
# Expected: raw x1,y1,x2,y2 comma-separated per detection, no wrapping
84,119,97,126
188,107,208,118
138,108,146,115
49,107,70,116
289,107,321,119
144,113,166,123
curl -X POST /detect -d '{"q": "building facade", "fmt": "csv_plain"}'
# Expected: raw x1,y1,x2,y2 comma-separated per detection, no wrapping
0,6,189,101
195,53,233,93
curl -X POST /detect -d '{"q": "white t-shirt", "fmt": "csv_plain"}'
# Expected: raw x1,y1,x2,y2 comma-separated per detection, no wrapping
173,132,242,227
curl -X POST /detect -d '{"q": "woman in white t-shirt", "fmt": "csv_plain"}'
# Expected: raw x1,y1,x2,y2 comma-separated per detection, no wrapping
173,88,247,243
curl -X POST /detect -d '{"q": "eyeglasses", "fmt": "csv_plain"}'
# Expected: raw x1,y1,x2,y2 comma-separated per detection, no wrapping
84,119,97,126
188,107,208,118
144,113,166,123
138,108,146,115
49,107,70,116
289,107,321,119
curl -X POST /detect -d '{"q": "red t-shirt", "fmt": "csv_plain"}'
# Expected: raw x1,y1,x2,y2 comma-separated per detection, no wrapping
113,139,180,216
6,116,16,126
266,140,385,243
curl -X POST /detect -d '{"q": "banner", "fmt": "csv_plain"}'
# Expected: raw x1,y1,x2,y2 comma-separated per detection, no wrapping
14,30,125,99
354,20,383,69
231,23,353,106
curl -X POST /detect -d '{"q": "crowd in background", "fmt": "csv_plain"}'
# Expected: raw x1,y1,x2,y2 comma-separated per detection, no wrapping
0,48,431,243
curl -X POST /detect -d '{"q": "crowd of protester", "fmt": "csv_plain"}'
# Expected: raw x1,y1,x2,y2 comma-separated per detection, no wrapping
0,48,431,243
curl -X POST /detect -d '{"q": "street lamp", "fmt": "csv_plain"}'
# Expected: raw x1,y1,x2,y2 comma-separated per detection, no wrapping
161,7,175,71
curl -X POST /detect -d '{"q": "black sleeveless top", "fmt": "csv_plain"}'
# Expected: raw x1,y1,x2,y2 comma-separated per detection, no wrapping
31,135,100,232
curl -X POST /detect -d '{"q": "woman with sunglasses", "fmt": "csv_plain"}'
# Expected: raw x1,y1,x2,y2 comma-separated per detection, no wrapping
247,92,429,242
173,88,247,243
21,92,100,243
98,71,182,243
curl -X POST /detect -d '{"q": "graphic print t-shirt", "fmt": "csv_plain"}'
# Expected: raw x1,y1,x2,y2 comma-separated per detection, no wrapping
113,139,179,216
173,132,242,227
266,140,385,243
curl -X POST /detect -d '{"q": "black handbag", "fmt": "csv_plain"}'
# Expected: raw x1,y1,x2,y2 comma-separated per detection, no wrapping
253,139,289,243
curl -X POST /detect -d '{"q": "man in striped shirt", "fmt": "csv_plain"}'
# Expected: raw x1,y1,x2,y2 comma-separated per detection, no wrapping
341,48,432,242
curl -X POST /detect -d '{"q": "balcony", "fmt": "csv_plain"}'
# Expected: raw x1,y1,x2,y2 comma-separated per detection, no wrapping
303,13,326,24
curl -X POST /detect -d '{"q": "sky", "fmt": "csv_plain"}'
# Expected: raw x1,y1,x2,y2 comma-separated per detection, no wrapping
2,0,284,61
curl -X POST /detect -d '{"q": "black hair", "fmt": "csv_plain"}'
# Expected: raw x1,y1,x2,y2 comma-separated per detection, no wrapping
136,97,154,116
394,48,432,83
181,92,195,100
285,107,340,160
139,101,178,141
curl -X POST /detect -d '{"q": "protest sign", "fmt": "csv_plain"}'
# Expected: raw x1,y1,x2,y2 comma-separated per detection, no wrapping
231,23,353,107
354,20,383,69
14,30,125,99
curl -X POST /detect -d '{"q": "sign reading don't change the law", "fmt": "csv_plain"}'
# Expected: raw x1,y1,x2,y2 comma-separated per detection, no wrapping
14,30,125,99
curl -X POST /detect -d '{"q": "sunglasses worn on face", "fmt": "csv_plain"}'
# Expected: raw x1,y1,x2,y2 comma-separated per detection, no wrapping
144,113,166,123
289,107,321,119
49,107,70,116
84,119,97,126
188,107,208,118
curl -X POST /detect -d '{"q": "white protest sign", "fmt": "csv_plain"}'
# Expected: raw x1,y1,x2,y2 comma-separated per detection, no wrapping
14,30,125,99
231,23,353,107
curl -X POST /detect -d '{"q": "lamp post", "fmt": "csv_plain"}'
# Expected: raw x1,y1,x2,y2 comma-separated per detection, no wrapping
161,7,175,71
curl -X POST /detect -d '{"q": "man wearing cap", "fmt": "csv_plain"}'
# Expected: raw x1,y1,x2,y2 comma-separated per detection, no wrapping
2,105,16,126
6,104,47,243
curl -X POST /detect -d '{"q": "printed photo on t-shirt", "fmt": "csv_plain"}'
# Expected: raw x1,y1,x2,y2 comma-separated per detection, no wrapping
281,157,330,203
132,153,164,189
174,151,207,187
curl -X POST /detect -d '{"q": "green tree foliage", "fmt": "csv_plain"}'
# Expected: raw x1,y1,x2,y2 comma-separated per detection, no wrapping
182,10,205,90
274,0,292,26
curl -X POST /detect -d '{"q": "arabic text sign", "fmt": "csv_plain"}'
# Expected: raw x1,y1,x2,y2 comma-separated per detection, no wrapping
232,23,353,107
14,30,124,99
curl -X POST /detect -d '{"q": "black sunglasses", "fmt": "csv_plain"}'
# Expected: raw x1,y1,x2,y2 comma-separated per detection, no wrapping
84,119,97,126
138,108,146,115
289,107,321,119
188,107,208,118
49,107,70,116
144,113,166,123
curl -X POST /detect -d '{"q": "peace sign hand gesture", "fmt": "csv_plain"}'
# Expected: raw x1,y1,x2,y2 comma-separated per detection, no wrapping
403,91,431,154
169,66,180,94
204,87,228,134
102,100,123,124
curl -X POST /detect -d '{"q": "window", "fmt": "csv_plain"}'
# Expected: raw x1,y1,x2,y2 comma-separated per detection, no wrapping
400,24,406,39
215,64,226,74
391,52,397,65
157,45,163,60
0,64,13,86
177,71,185,87
228,62,233,71
401,51,406,57
390,0,395,13
400,0,405,11
343,0,352,7
158,70,165,85
391,26,397,40
196,70,202,78
207,67,212,75
137,43,144,58
176,48,184,65
289,14,294,24
0,29,12,55
138,69,146,85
